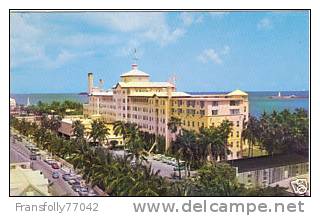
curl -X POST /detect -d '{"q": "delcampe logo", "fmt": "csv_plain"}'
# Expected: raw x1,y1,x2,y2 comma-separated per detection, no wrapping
290,178,309,195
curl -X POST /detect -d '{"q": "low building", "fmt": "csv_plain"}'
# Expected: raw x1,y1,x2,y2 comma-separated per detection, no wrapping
10,162,51,196
58,117,123,146
227,154,309,188
10,98,16,110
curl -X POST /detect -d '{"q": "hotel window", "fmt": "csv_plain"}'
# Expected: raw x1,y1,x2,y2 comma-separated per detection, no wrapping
200,101,205,108
178,100,182,107
123,99,126,103
230,100,240,106
183,120,185,125
236,131,239,137
202,122,205,127
212,110,218,115
192,121,195,127
230,109,240,115
236,121,240,127
244,106,247,112
188,121,190,126
200,110,205,116
236,141,239,148
230,132,233,137
212,101,219,106
229,142,233,147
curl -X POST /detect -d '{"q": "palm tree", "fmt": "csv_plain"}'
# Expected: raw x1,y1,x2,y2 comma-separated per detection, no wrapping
90,119,110,147
126,122,140,144
242,115,260,157
113,121,127,149
49,115,62,132
167,117,182,134
174,129,197,177
218,120,233,160
72,120,85,143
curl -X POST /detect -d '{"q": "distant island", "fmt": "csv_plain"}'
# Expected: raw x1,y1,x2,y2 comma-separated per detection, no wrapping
78,92,88,96
269,92,308,99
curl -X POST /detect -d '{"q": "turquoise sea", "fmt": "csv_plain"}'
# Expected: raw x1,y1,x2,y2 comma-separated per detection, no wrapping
10,91,309,117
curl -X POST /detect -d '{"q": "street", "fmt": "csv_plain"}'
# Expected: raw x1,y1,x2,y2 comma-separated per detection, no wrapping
10,136,78,196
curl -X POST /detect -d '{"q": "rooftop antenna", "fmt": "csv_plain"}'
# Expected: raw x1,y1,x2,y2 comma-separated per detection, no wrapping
168,73,178,91
99,79,104,90
168,73,177,86
133,48,139,63
131,48,139,70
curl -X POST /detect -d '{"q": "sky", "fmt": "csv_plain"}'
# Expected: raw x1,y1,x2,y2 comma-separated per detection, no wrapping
10,11,310,94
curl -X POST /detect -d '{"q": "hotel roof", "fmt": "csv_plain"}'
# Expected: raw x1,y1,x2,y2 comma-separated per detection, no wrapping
227,89,248,96
226,153,308,173
116,81,175,88
129,91,190,97
120,64,150,77
90,91,113,96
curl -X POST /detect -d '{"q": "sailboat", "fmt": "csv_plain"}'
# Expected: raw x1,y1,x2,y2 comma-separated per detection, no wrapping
26,97,31,106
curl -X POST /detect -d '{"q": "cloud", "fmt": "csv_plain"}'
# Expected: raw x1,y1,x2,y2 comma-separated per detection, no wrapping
82,12,186,46
208,11,230,18
198,49,222,64
257,18,273,30
180,12,203,26
10,14,103,69
221,45,230,55
198,46,230,64
10,12,200,70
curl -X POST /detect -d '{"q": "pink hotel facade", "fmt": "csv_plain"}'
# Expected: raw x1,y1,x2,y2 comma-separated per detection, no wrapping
83,64,249,160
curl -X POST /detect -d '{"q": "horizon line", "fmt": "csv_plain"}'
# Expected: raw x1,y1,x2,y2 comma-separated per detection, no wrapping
10,89,310,95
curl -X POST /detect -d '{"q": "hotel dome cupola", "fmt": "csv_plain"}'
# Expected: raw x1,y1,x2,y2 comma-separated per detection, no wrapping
120,49,150,82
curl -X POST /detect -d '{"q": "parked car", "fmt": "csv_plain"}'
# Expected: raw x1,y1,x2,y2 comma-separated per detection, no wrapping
44,158,55,165
30,154,37,160
152,154,162,161
86,189,96,196
173,165,186,171
52,171,60,179
68,179,77,185
72,183,81,192
62,173,71,181
51,163,60,169
79,187,89,196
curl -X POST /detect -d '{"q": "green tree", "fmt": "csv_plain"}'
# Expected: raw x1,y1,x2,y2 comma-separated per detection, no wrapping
113,121,128,148
72,120,85,143
90,120,110,147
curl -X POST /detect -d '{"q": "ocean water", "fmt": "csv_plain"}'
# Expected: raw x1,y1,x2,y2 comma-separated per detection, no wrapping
10,91,309,117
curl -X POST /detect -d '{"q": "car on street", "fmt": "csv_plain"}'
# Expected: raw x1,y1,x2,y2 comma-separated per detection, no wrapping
79,187,89,196
68,179,77,185
173,165,186,171
51,163,60,169
72,183,81,192
62,173,71,181
30,154,38,160
44,158,56,165
52,171,60,179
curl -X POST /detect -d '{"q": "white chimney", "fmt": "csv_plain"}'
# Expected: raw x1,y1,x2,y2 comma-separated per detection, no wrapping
88,72,93,94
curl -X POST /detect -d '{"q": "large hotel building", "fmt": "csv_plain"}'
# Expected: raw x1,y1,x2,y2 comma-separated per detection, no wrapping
84,63,249,160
